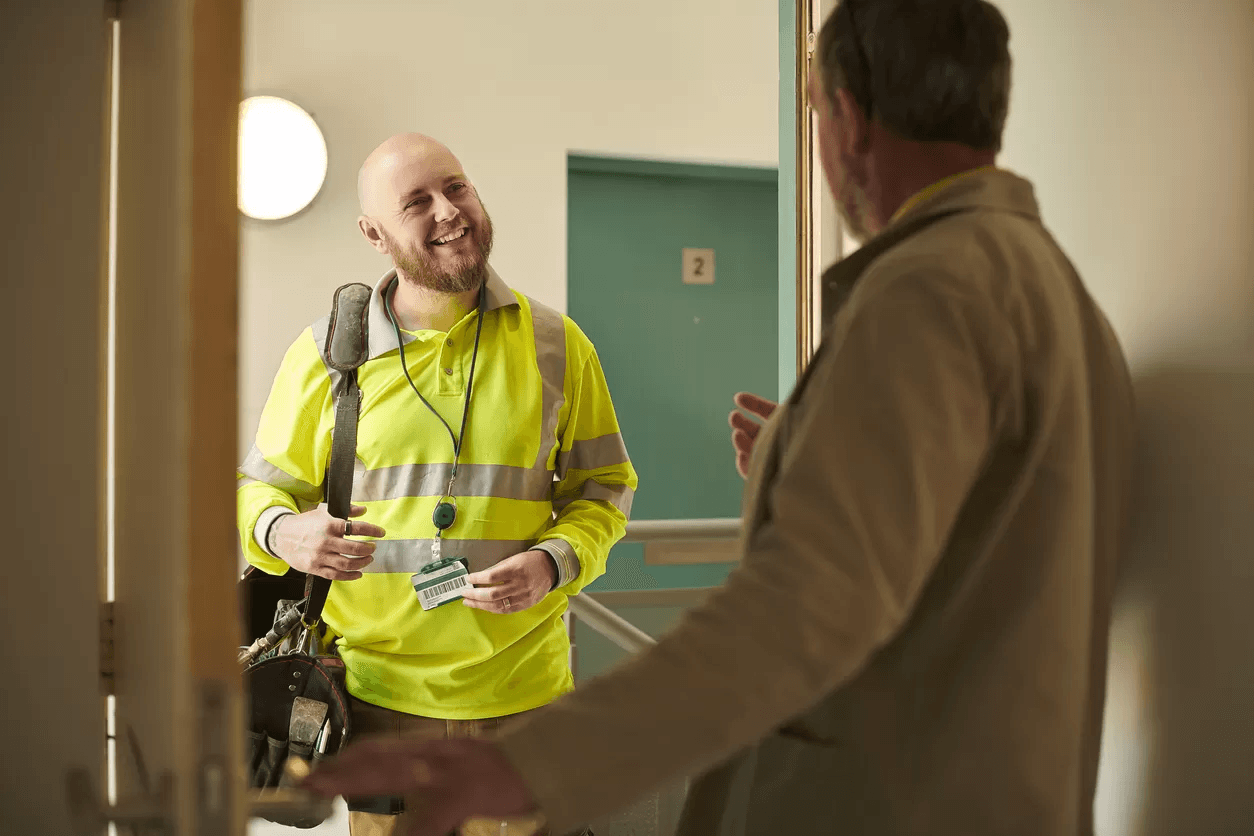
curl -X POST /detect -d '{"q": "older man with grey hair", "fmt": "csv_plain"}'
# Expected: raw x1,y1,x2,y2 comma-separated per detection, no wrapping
303,2,1136,834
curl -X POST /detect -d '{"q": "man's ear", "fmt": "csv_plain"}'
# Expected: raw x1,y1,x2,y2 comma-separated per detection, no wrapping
832,87,872,157
358,216,389,254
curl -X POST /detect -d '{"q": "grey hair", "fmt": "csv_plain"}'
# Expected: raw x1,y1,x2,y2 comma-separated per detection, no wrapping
817,0,1013,152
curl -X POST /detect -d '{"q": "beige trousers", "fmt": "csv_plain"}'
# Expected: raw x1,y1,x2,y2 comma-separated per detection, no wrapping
346,696,552,836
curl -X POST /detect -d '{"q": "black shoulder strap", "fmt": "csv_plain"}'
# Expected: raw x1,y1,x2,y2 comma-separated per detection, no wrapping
303,372,360,625
791,207,969,404
305,283,373,626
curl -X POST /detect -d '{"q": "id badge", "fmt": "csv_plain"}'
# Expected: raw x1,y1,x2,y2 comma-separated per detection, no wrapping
412,557,471,611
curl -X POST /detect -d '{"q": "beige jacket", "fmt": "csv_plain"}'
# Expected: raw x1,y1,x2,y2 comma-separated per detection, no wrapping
499,168,1135,836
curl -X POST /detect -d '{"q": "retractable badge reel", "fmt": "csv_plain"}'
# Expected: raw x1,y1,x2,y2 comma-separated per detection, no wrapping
412,497,473,611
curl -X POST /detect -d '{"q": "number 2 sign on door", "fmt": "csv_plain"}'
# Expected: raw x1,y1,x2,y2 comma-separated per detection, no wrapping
682,247,715,285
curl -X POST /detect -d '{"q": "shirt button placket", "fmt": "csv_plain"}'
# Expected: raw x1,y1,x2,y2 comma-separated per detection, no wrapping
440,333,458,393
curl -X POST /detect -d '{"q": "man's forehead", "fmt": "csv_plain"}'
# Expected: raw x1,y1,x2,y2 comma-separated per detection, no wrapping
357,134,468,213
386,152,465,196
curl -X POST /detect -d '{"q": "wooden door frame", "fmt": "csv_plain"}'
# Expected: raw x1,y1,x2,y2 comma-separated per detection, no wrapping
781,0,829,395
795,0,824,376
567,152,778,184
110,0,244,831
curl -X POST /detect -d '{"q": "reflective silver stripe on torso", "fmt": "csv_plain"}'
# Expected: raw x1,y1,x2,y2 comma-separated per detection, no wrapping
527,296,567,471
353,461,555,503
365,537,534,574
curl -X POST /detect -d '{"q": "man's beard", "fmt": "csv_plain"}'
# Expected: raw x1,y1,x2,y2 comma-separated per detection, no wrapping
833,145,875,243
836,170,874,243
385,209,495,294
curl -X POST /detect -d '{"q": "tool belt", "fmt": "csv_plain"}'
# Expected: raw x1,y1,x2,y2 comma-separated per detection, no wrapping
238,282,371,827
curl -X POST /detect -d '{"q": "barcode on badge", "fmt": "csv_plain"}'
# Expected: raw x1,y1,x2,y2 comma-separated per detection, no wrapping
422,576,469,603
413,563,471,610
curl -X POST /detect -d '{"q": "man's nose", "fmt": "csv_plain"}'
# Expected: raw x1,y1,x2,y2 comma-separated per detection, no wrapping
432,194,460,224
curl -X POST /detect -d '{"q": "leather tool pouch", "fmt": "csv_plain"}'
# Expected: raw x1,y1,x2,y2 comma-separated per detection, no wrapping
244,651,352,782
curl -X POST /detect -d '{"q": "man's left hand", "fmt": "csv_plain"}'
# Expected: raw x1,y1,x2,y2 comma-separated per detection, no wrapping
302,737,541,836
461,550,556,614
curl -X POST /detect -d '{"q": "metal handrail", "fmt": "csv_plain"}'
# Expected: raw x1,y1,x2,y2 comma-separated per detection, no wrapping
588,587,714,608
622,517,741,542
567,518,740,657
568,594,655,653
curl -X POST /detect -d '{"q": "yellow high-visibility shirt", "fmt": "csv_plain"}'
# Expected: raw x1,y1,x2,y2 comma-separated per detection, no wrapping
237,266,637,719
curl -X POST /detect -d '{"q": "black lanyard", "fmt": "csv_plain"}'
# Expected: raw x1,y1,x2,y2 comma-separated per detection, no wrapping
382,278,487,536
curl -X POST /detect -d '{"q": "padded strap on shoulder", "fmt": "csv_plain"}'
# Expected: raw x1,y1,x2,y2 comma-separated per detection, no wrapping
325,282,372,372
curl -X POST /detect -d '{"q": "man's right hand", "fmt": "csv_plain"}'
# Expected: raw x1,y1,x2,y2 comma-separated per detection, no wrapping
728,392,778,480
270,504,385,581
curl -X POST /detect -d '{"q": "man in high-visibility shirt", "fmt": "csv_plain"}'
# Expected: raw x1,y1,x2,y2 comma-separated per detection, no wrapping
237,132,637,836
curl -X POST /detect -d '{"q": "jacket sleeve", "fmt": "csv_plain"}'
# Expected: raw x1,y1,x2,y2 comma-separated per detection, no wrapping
536,327,638,596
495,267,1012,833
236,327,335,576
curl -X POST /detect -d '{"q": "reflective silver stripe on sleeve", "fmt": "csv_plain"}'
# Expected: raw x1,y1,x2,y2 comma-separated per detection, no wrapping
527,297,567,472
240,445,322,501
354,462,554,503
529,540,565,585
237,476,258,489
556,432,630,480
553,480,634,517
253,506,295,557
533,538,579,587
365,538,533,575
310,315,335,377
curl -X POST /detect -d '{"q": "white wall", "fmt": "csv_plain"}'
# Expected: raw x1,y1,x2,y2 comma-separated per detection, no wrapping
239,0,779,450
990,3,1254,834
242,1,1254,834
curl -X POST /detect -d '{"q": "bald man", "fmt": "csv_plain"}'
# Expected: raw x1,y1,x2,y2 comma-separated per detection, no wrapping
236,134,637,836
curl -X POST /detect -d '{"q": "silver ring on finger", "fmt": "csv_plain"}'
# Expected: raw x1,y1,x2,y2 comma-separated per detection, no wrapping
344,519,353,537
503,596,511,612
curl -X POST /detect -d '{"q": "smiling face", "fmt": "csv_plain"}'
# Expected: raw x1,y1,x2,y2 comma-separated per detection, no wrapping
357,135,495,294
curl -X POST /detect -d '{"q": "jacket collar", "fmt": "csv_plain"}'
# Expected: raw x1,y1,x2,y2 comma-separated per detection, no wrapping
365,264,518,361
818,168,1039,328
889,166,1041,229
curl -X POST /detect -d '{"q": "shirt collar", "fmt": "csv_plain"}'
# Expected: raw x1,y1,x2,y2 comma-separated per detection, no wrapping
365,264,518,361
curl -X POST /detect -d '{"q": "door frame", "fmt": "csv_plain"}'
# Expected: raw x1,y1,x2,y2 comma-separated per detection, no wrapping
781,0,828,397
567,152,778,184
109,0,244,832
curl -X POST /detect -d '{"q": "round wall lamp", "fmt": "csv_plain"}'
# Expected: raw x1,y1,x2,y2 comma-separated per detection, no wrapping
238,95,328,221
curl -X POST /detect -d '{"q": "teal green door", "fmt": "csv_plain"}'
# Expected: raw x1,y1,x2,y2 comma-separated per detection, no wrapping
567,155,778,596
